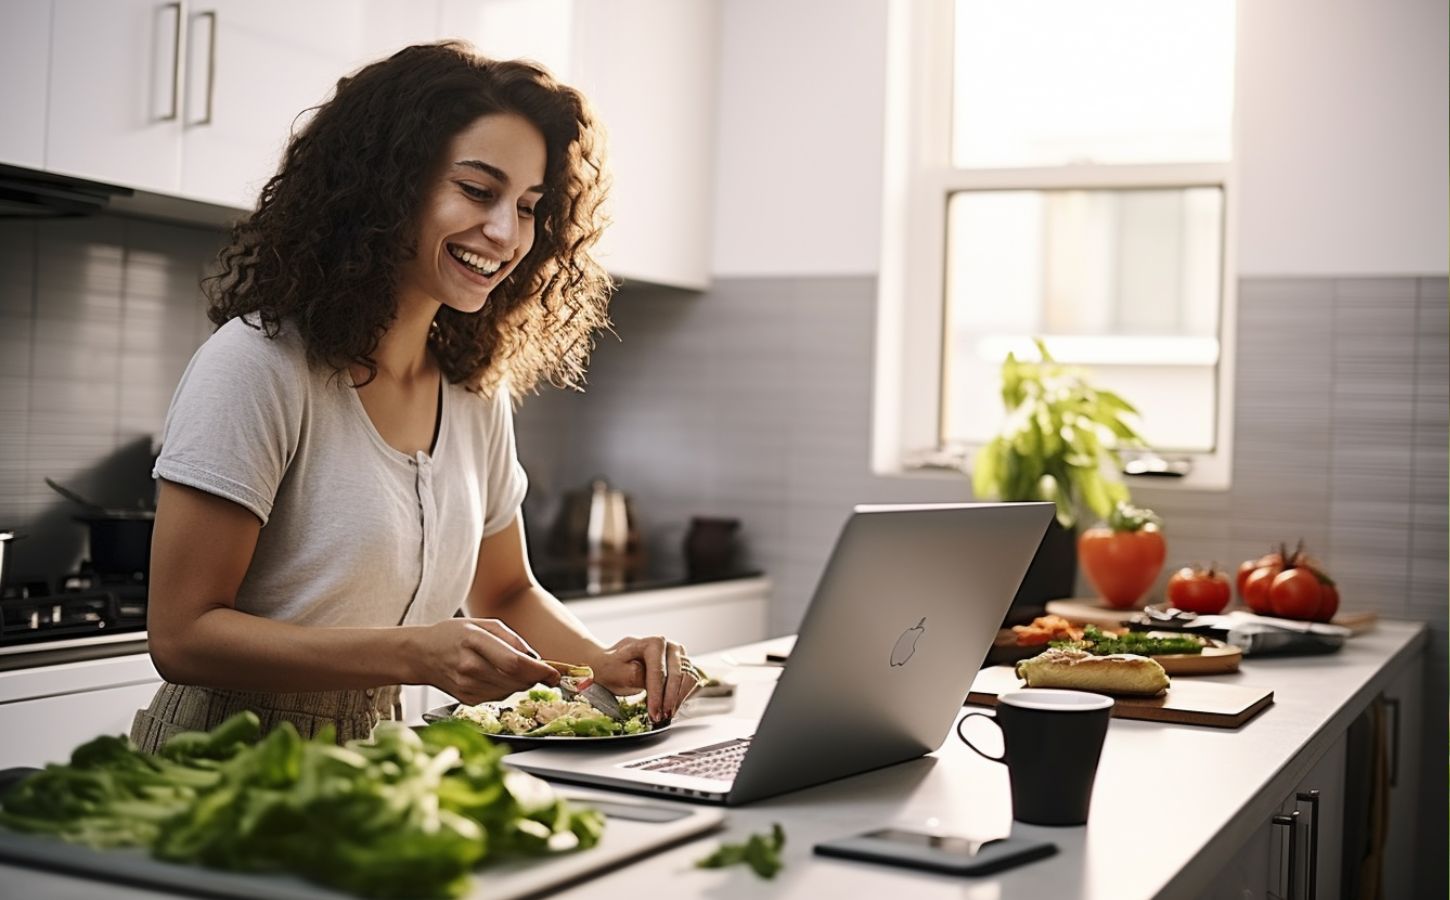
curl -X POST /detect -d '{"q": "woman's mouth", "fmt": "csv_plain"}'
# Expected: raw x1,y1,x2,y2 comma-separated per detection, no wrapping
446,243,505,282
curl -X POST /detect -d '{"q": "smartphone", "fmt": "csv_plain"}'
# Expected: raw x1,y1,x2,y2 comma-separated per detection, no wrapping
814,828,1057,876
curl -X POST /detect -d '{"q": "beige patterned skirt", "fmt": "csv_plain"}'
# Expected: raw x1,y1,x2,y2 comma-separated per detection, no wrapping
129,682,403,755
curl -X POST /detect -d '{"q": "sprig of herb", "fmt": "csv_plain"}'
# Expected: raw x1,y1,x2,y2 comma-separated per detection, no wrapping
696,823,786,879
1051,624,1204,656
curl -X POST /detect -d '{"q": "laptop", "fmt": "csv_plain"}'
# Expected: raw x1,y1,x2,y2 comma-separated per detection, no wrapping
505,501,1054,806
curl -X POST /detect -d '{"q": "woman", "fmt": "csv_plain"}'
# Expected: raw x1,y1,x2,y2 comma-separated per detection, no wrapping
131,43,699,752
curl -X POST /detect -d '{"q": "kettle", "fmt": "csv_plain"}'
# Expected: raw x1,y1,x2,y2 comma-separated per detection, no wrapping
546,478,645,574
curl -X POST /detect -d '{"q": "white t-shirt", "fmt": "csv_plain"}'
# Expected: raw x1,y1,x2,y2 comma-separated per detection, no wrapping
153,315,528,629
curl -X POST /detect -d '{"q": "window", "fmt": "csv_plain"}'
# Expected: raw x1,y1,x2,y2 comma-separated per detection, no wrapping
874,0,1239,488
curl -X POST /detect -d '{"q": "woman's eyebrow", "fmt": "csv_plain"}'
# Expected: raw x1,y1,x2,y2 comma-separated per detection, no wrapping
453,160,545,194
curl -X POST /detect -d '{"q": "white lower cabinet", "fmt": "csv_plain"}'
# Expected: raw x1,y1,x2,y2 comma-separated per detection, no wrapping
1200,733,1346,900
0,654,163,770
1,579,769,755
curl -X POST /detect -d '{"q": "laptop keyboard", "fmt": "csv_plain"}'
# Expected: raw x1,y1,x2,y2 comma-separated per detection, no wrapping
621,737,753,781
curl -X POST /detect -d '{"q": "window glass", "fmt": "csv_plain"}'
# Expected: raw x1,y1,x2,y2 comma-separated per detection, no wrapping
952,0,1236,167
942,187,1224,452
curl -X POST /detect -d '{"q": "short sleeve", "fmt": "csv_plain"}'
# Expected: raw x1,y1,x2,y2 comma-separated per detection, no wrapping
481,385,529,537
152,319,304,525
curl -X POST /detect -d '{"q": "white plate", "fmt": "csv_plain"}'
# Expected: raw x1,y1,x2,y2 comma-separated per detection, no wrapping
422,704,675,745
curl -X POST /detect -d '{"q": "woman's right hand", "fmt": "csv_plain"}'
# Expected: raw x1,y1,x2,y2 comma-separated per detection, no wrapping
411,618,560,705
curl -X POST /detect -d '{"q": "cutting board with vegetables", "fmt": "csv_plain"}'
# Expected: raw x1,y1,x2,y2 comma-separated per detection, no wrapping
1045,598,1378,635
0,788,723,900
966,665,1274,729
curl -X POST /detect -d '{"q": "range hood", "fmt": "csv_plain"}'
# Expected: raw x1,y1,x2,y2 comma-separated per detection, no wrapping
0,164,133,219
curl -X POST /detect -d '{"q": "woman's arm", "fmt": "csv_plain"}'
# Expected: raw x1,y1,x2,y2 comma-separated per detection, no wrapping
468,515,699,721
147,481,557,702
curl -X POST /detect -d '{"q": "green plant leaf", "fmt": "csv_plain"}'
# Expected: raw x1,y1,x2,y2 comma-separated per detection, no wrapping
971,442,999,499
1077,467,1113,520
1095,388,1139,415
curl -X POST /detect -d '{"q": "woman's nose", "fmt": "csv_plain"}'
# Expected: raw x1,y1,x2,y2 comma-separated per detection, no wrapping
481,208,520,251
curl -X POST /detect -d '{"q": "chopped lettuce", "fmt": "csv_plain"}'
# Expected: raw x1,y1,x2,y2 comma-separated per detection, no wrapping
0,712,604,899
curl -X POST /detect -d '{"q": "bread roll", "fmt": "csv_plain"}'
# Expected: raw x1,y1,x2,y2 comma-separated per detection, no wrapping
1015,647,1169,697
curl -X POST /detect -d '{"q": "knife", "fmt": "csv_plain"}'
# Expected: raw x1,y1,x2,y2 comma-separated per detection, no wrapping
558,677,624,720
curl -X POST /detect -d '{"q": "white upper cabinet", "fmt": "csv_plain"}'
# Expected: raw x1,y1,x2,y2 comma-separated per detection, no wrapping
571,0,717,290
0,0,52,170
177,0,364,208
46,0,186,193
23,0,717,288
439,0,719,290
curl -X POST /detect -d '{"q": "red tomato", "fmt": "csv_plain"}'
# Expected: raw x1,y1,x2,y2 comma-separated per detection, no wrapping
1317,581,1340,622
1166,566,1232,614
1078,526,1167,609
1269,568,1324,619
1235,559,1258,599
1243,565,1281,614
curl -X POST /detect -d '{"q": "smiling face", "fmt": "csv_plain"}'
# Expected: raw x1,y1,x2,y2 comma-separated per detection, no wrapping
400,112,548,315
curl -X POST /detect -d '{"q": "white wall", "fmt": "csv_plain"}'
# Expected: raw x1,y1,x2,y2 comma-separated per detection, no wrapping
711,0,1449,279
1236,0,1449,276
710,0,888,277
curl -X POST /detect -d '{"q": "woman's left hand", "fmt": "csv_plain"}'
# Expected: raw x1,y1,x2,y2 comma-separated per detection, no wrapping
590,636,701,723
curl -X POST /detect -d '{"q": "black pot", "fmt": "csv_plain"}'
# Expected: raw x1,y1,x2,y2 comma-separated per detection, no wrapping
76,513,154,578
1001,519,1077,626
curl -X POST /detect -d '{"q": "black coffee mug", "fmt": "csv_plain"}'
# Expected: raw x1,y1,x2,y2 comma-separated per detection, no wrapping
957,689,1114,826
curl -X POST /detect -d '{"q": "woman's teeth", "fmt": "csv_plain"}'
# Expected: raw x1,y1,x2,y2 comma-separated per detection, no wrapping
448,244,502,276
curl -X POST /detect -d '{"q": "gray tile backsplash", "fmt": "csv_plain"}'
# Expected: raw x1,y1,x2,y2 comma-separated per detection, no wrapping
0,216,222,577
518,273,1447,640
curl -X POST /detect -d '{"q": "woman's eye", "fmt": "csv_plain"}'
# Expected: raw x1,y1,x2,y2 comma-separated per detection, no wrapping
459,183,492,201
519,205,536,219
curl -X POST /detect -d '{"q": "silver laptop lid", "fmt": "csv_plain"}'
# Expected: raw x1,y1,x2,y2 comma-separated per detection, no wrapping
727,502,1053,804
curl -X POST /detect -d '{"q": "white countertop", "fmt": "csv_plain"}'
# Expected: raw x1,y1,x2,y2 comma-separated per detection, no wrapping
0,620,1426,899
546,619,1426,899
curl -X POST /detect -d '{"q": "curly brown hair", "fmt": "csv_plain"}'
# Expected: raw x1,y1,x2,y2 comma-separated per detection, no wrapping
205,42,613,398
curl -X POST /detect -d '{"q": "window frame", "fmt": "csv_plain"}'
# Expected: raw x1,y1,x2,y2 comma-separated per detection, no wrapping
872,0,1239,491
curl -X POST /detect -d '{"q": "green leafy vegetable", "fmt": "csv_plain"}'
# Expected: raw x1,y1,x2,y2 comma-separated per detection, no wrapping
1051,624,1204,656
696,823,786,879
0,712,605,899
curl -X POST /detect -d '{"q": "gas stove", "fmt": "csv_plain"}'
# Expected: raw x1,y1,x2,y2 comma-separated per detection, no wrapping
0,567,147,649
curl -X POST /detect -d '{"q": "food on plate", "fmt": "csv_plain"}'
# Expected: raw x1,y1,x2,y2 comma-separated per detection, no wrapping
1051,624,1204,657
1077,503,1167,609
1237,542,1339,622
1011,614,1085,647
543,659,594,679
453,685,651,737
1016,647,1170,696
0,711,604,899
1165,564,1233,614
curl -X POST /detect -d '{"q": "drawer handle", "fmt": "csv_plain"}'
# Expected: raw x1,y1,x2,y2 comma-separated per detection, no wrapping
1295,790,1320,899
193,10,218,126
1384,696,1401,787
1272,810,1300,900
160,2,182,121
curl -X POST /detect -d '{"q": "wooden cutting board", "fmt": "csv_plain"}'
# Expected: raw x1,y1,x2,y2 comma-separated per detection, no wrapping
1045,598,1379,635
967,665,1274,729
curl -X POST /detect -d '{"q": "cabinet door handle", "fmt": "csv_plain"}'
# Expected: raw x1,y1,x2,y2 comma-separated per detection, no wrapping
1384,696,1401,787
1272,811,1300,900
193,10,218,126
1295,790,1320,899
161,2,182,121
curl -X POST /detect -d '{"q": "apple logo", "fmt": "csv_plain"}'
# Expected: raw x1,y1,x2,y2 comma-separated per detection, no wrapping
890,617,926,667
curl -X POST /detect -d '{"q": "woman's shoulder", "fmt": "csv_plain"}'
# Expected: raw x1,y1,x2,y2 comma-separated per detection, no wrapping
199,314,311,379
